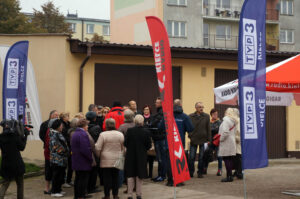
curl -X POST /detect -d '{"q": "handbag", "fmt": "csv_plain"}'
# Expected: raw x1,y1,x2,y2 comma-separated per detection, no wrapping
114,152,125,170
213,134,221,147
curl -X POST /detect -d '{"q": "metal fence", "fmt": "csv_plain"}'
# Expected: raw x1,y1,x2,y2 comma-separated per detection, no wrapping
203,34,279,50
203,4,279,21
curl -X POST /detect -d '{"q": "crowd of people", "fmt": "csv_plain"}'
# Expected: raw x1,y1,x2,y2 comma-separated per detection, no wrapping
37,98,243,199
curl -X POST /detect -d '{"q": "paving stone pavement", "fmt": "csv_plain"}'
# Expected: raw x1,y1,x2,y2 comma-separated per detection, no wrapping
2,160,300,199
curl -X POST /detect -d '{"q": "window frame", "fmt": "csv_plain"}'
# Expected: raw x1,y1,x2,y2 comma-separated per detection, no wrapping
280,0,293,15
280,29,294,44
216,0,231,9
216,25,231,40
103,25,110,36
86,24,95,34
167,20,187,38
69,23,76,33
167,0,187,6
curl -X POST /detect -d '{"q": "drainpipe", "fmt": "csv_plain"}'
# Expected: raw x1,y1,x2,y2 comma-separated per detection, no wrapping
81,19,84,41
79,43,93,112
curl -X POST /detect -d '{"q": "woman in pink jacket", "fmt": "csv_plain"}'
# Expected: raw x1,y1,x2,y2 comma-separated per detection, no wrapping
95,118,124,199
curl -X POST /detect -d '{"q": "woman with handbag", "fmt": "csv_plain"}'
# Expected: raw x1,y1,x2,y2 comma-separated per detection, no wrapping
218,108,239,182
95,118,124,199
124,115,152,199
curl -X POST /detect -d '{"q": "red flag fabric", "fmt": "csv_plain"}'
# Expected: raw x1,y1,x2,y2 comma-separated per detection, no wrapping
146,16,190,185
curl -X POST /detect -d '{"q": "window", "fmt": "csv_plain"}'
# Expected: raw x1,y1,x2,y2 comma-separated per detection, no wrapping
280,29,294,43
281,0,293,15
216,25,231,39
203,23,209,46
217,0,231,9
103,25,110,36
69,23,76,33
167,21,186,37
167,0,187,6
87,24,94,34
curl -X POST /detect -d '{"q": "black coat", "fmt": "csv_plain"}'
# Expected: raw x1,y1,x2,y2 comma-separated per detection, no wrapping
61,120,71,146
150,107,165,141
0,129,27,179
124,126,151,179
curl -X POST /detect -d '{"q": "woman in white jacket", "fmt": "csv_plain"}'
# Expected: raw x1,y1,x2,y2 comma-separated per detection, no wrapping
218,108,239,182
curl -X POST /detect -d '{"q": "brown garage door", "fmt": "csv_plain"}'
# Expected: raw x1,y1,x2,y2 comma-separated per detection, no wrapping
94,64,181,112
214,69,286,159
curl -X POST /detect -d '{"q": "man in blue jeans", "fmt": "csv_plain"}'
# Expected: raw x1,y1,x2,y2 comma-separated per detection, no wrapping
188,102,211,178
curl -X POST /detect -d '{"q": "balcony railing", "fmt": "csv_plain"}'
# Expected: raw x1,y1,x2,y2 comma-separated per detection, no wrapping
203,34,279,51
203,4,279,21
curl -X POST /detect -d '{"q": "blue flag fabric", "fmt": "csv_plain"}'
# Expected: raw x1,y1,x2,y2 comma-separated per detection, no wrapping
238,0,268,169
3,41,29,122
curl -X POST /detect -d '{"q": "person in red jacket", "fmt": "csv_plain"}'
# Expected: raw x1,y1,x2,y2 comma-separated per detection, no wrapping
102,101,125,131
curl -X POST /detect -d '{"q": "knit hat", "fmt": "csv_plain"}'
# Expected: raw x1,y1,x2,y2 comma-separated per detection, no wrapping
112,101,122,107
50,119,62,130
85,111,97,121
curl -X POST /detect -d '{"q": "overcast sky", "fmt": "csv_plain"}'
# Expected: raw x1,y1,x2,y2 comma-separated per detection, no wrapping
19,0,110,20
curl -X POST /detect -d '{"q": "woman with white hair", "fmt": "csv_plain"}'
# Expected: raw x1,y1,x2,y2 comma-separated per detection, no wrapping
218,108,239,182
124,115,152,199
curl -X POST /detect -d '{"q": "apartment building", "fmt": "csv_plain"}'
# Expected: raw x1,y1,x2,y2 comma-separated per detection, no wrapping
24,12,110,41
65,13,110,41
279,0,300,52
111,0,300,52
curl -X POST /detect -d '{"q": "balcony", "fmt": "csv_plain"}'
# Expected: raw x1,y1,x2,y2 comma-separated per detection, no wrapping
203,4,279,22
203,34,279,51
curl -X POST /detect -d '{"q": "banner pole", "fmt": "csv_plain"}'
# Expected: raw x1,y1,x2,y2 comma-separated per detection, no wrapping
174,186,176,199
242,170,247,199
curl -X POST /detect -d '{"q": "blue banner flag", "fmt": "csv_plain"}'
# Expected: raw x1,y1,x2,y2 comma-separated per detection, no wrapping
238,0,268,169
3,41,29,122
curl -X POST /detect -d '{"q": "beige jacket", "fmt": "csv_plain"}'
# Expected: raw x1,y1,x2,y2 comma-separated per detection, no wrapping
218,116,237,157
95,130,124,168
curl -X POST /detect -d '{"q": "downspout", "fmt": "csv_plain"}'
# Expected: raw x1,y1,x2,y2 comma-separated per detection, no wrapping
79,43,93,112
81,19,84,41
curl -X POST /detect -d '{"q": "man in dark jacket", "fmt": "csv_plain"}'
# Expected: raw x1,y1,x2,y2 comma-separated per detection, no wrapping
85,111,102,194
39,110,59,143
151,97,167,182
39,110,59,194
159,99,194,186
0,120,29,199
128,100,142,115
188,102,211,178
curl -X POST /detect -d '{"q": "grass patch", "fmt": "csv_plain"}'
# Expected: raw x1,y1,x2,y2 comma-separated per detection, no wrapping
0,157,41,180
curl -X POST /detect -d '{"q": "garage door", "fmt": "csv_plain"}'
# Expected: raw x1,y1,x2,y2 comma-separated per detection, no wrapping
95,64,181,112
214,69,287,159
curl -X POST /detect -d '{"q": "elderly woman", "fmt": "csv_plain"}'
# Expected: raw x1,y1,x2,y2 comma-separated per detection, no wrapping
125,115,152,199
71,119,93,199
118,109,135,136
118,109,135,188
95,118,124,199
49,119,69,197
218,108,239,182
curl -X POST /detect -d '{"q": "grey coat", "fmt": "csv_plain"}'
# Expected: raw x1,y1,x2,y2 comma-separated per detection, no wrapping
188,112,211,146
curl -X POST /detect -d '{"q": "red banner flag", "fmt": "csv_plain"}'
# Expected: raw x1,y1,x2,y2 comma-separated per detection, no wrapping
146,16,190,185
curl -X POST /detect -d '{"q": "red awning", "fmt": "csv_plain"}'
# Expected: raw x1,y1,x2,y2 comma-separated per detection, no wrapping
266,55,300,93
